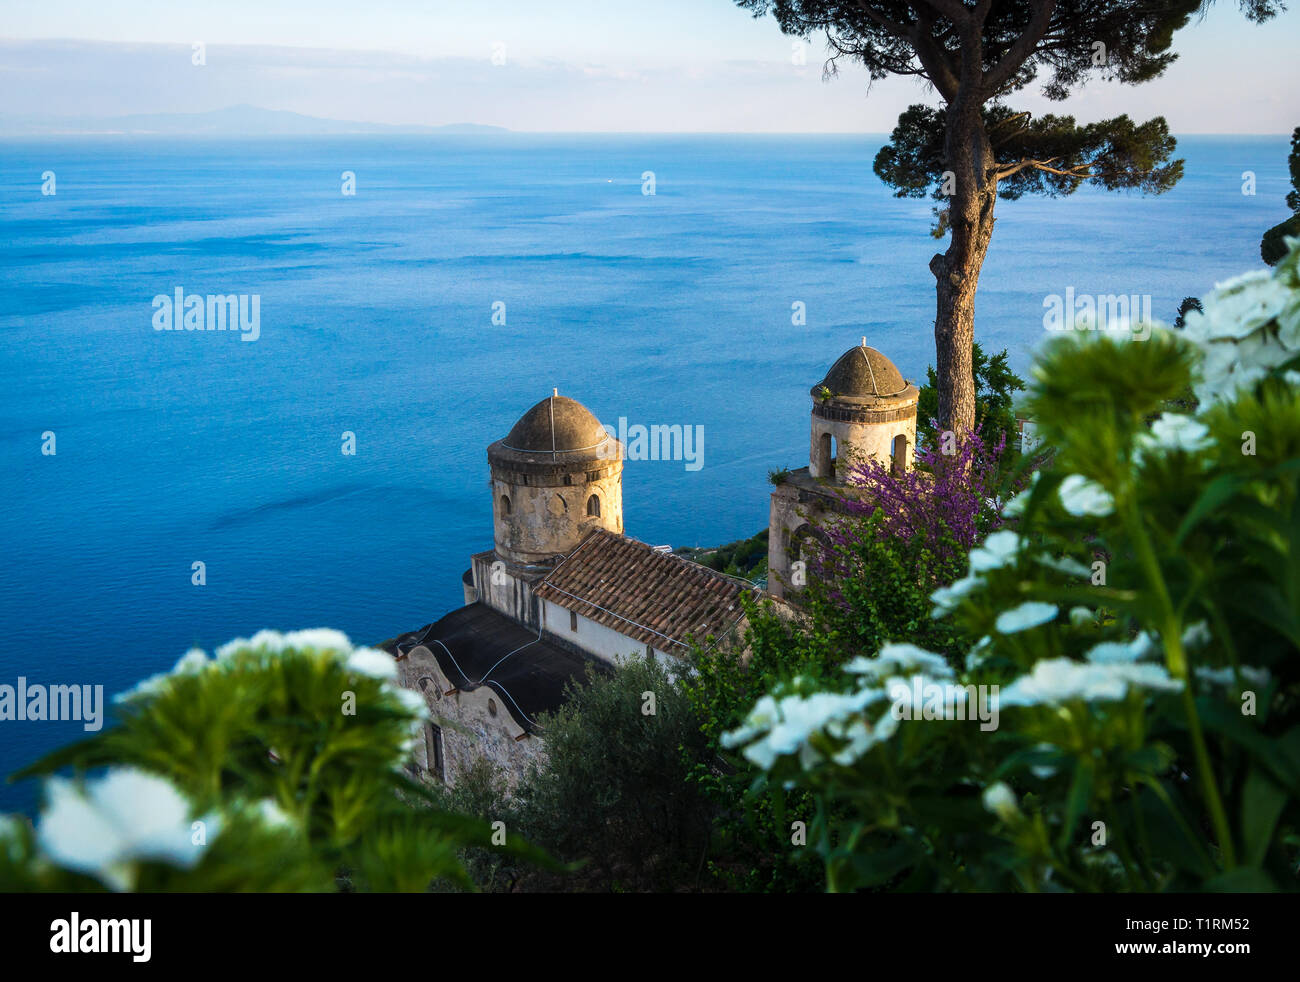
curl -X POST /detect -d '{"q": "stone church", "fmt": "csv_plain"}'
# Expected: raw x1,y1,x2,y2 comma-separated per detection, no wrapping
387,340,917,788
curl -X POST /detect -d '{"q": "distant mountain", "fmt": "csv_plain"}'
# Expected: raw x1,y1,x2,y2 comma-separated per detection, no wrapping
0,105,509,136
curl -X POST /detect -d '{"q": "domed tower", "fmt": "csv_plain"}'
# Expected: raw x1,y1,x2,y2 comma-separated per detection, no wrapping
487,390,624,568
809,339,919,482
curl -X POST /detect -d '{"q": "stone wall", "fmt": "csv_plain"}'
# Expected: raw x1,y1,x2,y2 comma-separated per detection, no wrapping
398,642,544,791
490,461,624,566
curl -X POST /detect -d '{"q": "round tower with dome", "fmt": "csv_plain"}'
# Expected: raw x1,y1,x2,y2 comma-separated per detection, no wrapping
768,340,919,600
810,338,919,481
486,389,624,569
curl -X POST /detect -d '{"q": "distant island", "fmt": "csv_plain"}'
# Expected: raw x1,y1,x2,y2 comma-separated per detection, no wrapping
0,104,510,137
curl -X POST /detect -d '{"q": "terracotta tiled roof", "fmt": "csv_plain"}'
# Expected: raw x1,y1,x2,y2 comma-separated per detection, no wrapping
534,529,751,653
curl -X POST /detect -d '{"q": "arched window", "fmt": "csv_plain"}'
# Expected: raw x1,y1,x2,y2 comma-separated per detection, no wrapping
500,494,511,515
891,434,908,476
563,474,572,486
818,432,832,475
586,494,601,517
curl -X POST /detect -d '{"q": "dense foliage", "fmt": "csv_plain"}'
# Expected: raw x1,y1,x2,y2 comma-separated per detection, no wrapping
1261,127,1300,267
0,630,547,892
916,342,1025,456
723,239,1300,891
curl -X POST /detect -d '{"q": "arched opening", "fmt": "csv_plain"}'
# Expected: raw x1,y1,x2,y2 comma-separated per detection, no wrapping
563,474,572,486
586,493,601,517
500,494,511,515
818,431,832,477
891,433,908,476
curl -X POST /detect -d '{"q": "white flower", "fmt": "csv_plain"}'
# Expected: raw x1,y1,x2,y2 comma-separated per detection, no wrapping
1084,633,1157,664
1068,606,1095,627
217,628,355,663
282,628,353,657
173,648,210,675
345,647,398,680
1058,475,1114,517
827,713,900,765
1205,272,1291,337
723,689,893,772
930,574,984,618
1000,658,1182,707
36,769,218,892
1181,621,1212,648
968,530,1023,575
1195,665,1271,689
982,782,1020,822
1142,413,1215,454
215,629,285,661
845,642,954,680
115,646,215,704
995,602,1058,635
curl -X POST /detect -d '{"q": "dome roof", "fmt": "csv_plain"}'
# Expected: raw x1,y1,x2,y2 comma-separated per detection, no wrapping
501,394,611,455
814,342,909,399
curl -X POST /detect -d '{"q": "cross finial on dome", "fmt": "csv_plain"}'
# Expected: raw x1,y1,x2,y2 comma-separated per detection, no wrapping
553,387,558,397
861,336,866,347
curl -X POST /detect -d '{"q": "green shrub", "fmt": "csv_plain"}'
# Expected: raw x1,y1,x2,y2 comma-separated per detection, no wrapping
723,241,1300,892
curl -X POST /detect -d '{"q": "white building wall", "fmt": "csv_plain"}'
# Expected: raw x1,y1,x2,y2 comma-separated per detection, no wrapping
540,598,672,666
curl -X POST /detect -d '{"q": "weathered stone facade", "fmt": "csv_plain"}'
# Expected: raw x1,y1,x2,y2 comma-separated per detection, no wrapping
487,393,624,567
400,642,544,789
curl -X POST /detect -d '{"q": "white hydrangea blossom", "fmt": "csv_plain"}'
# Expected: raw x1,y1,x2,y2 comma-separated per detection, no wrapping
968,530,1023,574
930,574,984,618
722,687,895,771
995,601,1059,635
999,658,1182,707
1058,474,1115,517
36,768,219,892
1137,413,1215,455
1084,632,1157,664
845,642,954,680
1180,243,1300,404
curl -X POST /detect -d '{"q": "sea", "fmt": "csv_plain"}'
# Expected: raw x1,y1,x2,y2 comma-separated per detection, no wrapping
0,132,1291,810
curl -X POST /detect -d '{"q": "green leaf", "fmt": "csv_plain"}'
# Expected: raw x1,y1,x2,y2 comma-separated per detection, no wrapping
1240,767,1286,868
1058,761,1093,851
1173,474,1242,546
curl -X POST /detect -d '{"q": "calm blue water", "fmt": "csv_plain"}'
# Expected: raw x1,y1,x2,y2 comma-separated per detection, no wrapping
0,133,1290,809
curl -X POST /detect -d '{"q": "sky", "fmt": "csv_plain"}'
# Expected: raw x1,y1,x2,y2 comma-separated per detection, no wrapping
1,0,1297,132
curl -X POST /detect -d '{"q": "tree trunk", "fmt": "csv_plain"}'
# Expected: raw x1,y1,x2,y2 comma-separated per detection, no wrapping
930,110,998,438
